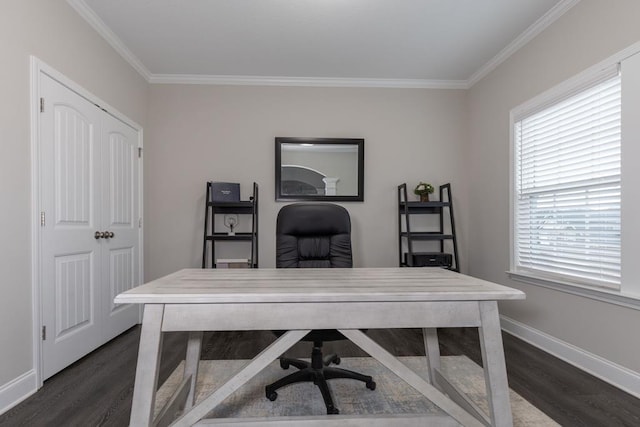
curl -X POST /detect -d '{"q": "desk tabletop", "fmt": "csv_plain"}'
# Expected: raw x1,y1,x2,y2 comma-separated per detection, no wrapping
115,268,525,304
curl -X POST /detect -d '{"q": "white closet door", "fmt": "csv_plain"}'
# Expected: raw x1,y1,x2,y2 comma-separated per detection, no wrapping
39,73,141,380
100,112,140,340
40,75,103,379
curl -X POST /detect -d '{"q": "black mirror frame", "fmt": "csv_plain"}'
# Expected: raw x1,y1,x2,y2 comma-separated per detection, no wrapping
275,137,365,202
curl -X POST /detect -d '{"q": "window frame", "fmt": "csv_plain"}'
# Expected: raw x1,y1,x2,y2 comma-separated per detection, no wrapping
508,51,640,308
511,67,621,290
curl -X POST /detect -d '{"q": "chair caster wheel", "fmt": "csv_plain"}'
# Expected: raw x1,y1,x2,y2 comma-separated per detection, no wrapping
366,380,376,390
327,406,339,414
266,390,278,401
333,356,341,365
280,359,289,369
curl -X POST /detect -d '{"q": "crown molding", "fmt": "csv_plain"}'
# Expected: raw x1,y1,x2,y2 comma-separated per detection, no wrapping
467,0,580,88
148,74,467,89
67,0,152,81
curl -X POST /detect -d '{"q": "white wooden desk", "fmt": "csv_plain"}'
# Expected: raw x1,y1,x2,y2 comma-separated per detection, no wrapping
115,267,525,427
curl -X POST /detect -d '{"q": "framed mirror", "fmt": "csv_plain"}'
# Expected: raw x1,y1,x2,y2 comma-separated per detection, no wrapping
275,137,364,202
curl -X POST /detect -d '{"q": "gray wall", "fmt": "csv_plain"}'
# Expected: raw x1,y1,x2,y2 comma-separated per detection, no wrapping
145,85,469,279
467,0,640,372
0,0,148,387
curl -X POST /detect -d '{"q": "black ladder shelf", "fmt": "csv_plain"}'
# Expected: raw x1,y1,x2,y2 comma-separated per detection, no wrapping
202,182,259,268
397,183,459,271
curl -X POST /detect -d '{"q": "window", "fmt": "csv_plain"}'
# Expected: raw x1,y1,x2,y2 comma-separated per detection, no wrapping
513,69,621,289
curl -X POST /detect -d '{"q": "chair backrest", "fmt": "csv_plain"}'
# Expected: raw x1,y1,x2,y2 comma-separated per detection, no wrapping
276,203,352,268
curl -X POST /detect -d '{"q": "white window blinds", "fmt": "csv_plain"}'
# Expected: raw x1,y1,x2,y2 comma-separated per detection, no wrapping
514,71,621,288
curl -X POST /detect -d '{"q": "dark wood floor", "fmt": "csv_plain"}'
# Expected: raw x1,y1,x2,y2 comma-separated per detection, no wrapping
1,327,639,426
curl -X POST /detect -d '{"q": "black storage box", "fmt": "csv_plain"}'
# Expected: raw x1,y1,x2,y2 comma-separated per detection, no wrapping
210,182,240,202
405,252,452,268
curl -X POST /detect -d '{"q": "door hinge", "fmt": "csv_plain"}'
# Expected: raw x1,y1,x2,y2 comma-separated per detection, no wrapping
40,211,46,226
40,97,44,113
138,147,142,158
42,325,46,340
139,217,142,228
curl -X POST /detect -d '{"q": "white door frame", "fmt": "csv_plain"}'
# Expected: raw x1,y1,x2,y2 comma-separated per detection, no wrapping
30,56,144,388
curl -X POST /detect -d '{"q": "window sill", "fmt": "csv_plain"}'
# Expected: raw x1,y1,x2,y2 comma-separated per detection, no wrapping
506,271,640,310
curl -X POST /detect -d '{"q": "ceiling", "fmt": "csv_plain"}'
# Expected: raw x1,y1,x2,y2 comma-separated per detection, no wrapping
71,0,577,88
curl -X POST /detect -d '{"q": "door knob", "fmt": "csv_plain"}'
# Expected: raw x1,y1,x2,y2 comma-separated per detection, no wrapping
95,231,104,239
105,231,115,239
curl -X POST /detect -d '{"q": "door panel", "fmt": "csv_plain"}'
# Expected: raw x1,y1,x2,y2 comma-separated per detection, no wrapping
107,131,134,225
101,113,140,340
108,247,134,313
41,75,102,379
53,252,93,339
54,105,93,225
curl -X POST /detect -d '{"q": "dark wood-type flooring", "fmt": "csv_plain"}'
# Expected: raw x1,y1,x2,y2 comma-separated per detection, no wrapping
1,327,639,426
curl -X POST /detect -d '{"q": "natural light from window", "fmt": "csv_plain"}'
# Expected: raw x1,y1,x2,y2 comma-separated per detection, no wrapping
513,71,621,289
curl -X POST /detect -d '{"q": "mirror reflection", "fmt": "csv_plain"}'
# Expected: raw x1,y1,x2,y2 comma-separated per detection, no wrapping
275,138,364,201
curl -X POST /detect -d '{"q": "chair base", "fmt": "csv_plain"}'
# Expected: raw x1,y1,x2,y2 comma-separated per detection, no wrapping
265,344,376,414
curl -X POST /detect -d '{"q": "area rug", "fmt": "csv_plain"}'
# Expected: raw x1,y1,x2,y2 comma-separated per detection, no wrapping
154,356,558,426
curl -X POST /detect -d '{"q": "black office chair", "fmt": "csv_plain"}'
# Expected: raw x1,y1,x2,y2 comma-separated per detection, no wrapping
265,203,376,414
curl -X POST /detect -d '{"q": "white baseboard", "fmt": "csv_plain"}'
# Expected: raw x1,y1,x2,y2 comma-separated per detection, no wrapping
501,315,640,399
0,370,37,415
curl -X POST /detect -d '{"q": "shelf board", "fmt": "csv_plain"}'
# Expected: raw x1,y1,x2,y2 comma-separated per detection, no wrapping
400,261,458,272
211,264,259,269
208,201,253,206
208,201,254,213
399,201,450,214
206,233,255,241
400,201,450,207
399,232,454,240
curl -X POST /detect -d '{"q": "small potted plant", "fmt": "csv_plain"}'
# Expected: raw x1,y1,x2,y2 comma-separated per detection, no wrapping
414,182,434,202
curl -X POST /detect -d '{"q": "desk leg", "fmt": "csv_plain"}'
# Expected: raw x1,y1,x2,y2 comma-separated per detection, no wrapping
184,331,203,409
478,301,513,427
172,329,310,427
130,304,165,427
422,328,440,384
